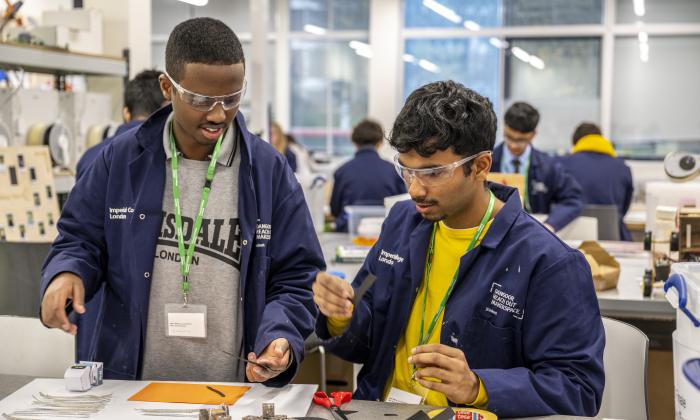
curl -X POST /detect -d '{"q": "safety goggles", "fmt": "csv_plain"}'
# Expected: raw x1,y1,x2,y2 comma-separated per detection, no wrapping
393,151,491,186
165,71,247,112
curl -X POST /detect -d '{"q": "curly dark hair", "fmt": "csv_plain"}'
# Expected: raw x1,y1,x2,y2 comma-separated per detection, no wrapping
504,102,539,133
389,80,497,174
165,17,245,82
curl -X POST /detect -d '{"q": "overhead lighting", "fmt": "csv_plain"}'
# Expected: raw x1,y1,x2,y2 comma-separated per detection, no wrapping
463,20,481,31
348,40,372,58
303,24,327,35
177,0,208,6
528,55,545,70
639,42,649,62
638,31,648,43
402,54,416,63
633,0,646,17
354,48,373,59
489,37,509,49
422,0,462,24
511,47,531,63
418,59,440,73
349,40,371,50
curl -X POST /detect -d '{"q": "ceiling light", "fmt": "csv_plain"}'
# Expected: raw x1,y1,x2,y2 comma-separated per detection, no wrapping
303,24,327,35
177,0,208,6
422,0,462,24
418,59,440,73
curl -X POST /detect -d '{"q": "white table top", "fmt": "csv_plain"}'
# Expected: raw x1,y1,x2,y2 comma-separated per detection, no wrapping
0,378,316,420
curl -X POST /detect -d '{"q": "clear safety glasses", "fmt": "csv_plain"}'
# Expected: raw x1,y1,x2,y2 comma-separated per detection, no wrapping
393,151,491,186
165,71,247,112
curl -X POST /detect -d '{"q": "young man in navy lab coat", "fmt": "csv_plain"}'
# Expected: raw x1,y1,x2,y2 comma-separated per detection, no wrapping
39,17,324,384
559,122,634,241
312,81,604,417
492,102,584,231
76,70,166,180
330,119,407,232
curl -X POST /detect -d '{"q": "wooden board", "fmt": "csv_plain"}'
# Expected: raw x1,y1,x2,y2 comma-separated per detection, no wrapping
0,146,60,242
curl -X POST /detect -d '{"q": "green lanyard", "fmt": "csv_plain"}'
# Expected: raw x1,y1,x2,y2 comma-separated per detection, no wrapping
522,157,531,212
169,122,224,305
416,190,496,347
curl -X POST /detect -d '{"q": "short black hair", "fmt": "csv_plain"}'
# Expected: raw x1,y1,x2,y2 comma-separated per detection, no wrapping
165,17,245,82
124,70,164,118
389,80,497,173
572,122,602,145
504,102,540,133
352,119,384,147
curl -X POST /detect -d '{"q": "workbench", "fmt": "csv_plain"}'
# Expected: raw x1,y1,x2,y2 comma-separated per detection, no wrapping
0,375,592,419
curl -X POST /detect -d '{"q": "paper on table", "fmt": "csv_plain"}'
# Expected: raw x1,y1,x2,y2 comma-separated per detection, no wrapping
128,382,250,405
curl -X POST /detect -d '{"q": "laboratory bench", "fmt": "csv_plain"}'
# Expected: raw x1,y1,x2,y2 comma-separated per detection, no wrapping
0,374,592,420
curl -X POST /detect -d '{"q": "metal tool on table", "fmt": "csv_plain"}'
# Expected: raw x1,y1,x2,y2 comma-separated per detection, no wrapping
312,391,352,420
221,350,285,373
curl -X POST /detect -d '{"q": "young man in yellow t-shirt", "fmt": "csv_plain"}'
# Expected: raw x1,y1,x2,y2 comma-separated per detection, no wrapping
312,81,604,418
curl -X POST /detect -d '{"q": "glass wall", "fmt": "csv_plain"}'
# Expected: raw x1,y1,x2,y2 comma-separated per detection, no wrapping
612,36,700,155
505,38,601,152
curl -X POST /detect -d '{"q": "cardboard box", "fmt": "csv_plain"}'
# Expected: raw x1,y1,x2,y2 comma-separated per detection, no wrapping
488,172,525,208
579,241,620,291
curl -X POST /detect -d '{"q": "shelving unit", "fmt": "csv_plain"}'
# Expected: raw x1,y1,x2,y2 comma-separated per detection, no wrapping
0,42,127,77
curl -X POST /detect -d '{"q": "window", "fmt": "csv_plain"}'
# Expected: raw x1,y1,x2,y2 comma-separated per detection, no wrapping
403,0,601,28
151,0,276,71
290,39,369,155
403,38,500,113
505,38,601,152
612,36,700,156
616,0,700,24
290,0,369,31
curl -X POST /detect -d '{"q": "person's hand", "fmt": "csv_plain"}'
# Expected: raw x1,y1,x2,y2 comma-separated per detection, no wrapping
40,272,85,335
408,344,480,405
544,223,555,232
312,271,354,320
246,338,291,382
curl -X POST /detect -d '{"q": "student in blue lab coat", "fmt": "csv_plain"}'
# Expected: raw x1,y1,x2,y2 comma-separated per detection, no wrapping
559,122,634,241
39,17,324,384
492,102,584,231
76,70,166,180
330,119,407,232
312,81,604,417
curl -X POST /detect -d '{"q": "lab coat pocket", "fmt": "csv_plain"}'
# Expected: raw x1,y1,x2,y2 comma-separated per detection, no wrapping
465,316,522,369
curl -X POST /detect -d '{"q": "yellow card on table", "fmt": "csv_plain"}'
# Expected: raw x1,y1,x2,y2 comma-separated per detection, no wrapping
128,382,250,405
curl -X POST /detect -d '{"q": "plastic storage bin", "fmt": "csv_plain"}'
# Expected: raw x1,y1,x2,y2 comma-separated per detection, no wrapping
344,205,385,245
665,263,700,419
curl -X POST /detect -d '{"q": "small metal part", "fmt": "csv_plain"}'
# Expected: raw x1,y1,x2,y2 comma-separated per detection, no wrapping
262,403,275,417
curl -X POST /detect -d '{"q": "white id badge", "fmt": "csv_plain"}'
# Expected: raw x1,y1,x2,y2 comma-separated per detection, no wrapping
164,303,207,338
385,387,423,405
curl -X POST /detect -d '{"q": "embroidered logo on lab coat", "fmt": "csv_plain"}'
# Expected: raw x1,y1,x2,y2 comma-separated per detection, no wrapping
108,206,134,220
531,181,548,194
378,249,405,266
485,282,524,320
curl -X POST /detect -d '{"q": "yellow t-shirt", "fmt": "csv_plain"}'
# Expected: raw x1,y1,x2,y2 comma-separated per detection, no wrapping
328,219,491,407
386,219,492,407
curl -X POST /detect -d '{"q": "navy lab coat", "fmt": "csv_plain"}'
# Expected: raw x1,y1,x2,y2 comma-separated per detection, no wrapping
559,152,634,241
493,144,584,231
317,184,604,417
330,147,406,232
41,105,325,384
